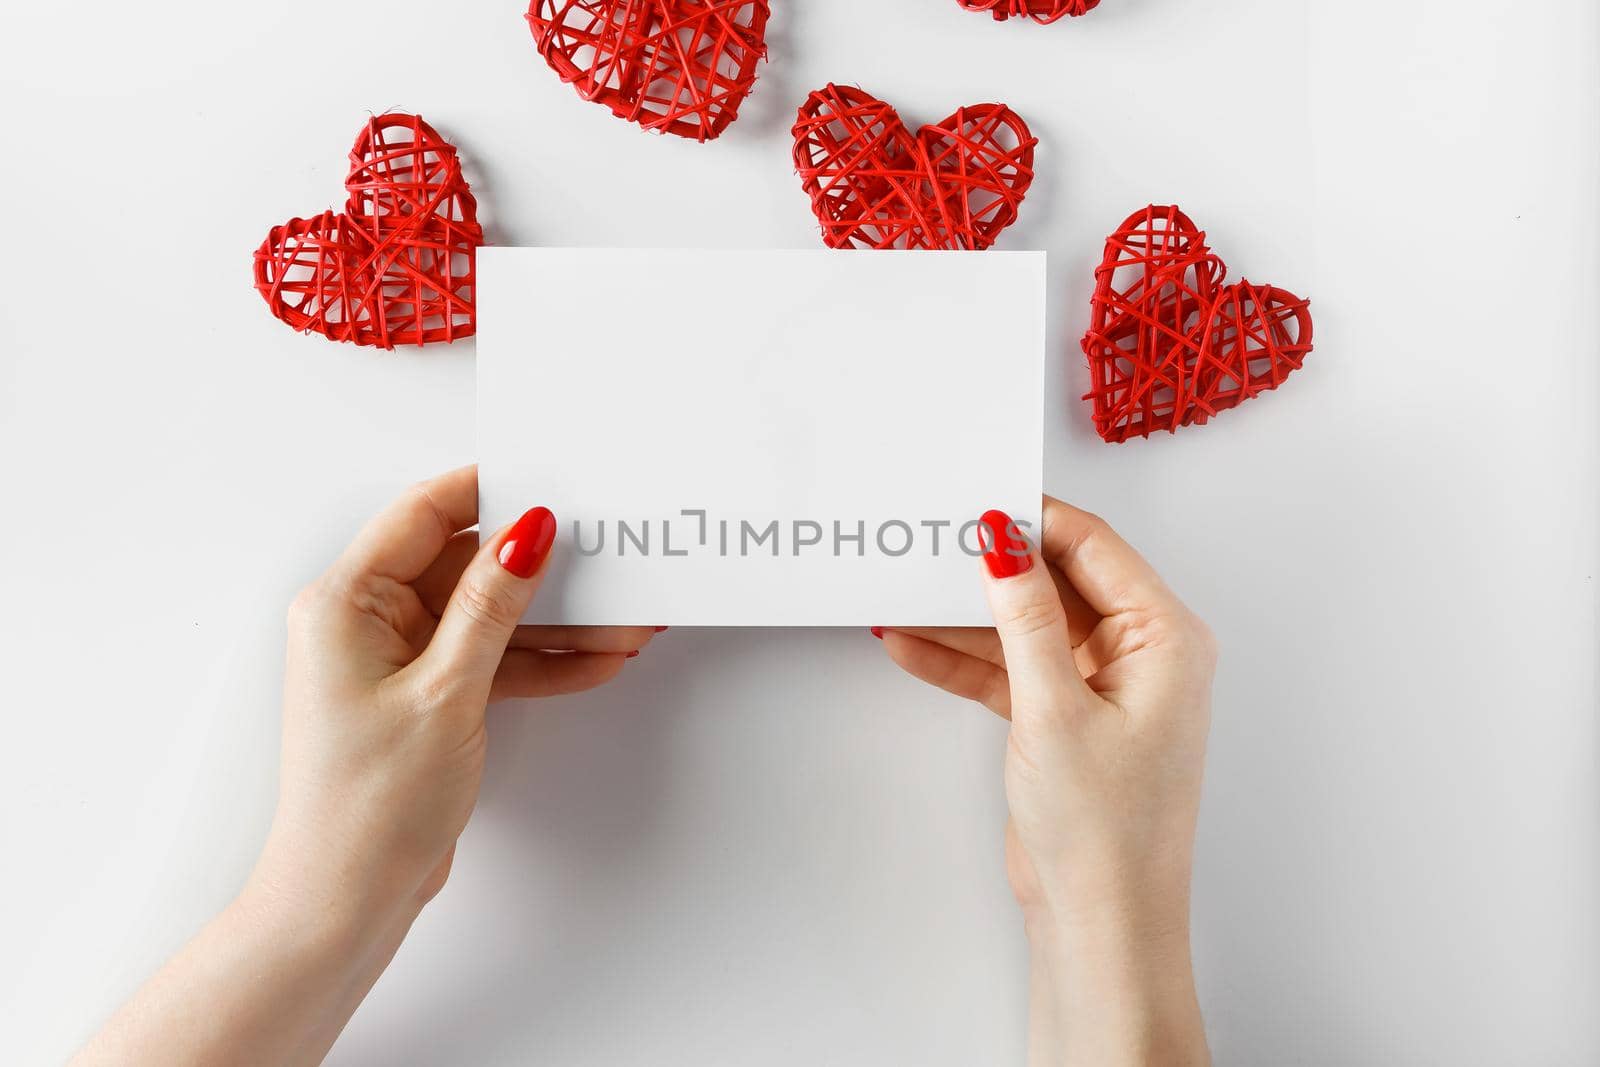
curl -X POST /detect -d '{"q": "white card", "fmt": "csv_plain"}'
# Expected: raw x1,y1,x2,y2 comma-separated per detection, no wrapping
477,248,1044,627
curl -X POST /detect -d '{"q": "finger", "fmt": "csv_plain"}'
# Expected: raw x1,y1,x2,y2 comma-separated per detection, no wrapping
401,605,659,665
1045,562,1104,649
1038,497,1184,619
879,630,1011,719
978,509,1095,717
886,626,1005,668
508,626,657,654
390,586,439,656
414,545,656,652
337,466,479,585
419,506,557,691
489,650,629,702
414,530,481,615
892,575,1100,656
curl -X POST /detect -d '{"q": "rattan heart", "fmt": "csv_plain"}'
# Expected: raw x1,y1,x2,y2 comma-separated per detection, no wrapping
1082,206,1313,442
254,115,481,349
527,0,770,142
956,0,1101,22
792,84,1037,250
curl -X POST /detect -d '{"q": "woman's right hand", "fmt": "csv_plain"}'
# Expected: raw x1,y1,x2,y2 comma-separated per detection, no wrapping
876,498,1215,1067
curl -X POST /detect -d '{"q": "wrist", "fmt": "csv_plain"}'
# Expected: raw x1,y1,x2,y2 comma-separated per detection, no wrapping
1022,834,1195,946
1028,913,1207,1067
1023,890,1192,987
245,820,427,959
1022,860,1207,1067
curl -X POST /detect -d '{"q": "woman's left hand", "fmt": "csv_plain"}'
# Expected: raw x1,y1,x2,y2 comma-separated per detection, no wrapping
73,465,654,1067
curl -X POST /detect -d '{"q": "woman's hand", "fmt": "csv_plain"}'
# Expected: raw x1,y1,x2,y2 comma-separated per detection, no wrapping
74,466,655,1067
266,464,654,918
876,498,1215,1067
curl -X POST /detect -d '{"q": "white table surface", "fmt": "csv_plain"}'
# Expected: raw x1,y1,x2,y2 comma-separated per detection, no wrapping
2,1,1596,1063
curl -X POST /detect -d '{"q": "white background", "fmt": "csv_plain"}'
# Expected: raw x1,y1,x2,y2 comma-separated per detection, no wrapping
1,1,1596,1063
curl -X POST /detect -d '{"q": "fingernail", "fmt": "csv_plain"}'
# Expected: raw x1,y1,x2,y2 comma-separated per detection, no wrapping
980,509,1033,580
870,627,885,640
498,507,557,579
654,626,669,633
627,650,641,659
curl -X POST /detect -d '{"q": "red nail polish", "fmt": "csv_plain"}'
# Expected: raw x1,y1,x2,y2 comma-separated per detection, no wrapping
980,509,1033,579
870,627,885,640
627,650,640,659
654,626,669,633
497,507,557,579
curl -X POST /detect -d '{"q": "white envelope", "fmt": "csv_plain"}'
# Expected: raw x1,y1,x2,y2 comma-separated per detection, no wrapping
477,248,1044,627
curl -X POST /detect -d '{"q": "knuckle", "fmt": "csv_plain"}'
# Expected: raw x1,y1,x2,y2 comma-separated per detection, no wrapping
1187,613,1221,667
406,482,455,534
1074,511,1112,548
998,594,1062,641
980,674,1014,718
286,581,327,627
1155,611,1202,651
455,576,521,632
1057,510,1115,568
347,574,412,635
1110,606,1168,654
409,664,465,711
1123,608,1216,665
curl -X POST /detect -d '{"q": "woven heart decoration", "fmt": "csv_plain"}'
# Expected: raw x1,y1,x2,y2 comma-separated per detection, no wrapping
254,115,481,349
792,84,1037,250
1082,206,1313,443
956,0,1101,22
527,0,770,142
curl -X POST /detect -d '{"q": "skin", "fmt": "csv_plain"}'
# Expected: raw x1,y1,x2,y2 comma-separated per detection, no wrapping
881,498,1214,1066
72,470,1212,1066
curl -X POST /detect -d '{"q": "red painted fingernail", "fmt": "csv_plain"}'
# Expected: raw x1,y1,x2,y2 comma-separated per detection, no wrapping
627,650,640,659
980,509,1033,580
654,626,669,633
497,507,557,579
870,627,885,640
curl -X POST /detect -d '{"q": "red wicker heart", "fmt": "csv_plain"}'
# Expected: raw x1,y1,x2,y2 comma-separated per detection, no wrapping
254,115,481,349
956,0,1101,22
527,0,770,142
792,84,1037,250
1082,206,1313,442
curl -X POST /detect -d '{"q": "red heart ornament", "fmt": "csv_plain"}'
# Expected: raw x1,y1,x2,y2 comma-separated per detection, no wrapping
792,84,1037,250
956,0,1101,22
527,0,770,142
1082,206,1313,442
254,115,481,349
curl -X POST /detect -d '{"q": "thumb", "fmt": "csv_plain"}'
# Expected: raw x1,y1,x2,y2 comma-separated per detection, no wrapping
423,506,557,687
978,509,1093,720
